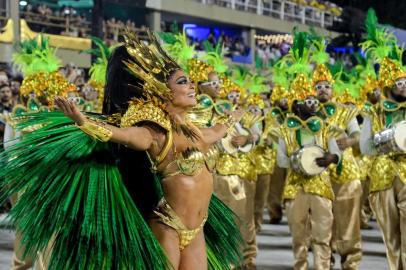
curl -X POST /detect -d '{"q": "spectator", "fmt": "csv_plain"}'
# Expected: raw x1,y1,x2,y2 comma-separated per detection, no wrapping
10,76,22,105
0,83,13,113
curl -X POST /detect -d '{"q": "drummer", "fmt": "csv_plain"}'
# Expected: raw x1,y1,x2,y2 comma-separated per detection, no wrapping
312,63,363,270
275,74,341,269
360,58,406,270
214,80,261,270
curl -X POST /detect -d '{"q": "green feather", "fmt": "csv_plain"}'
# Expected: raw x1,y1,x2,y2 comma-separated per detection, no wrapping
12,35,61,76
0,111,171,270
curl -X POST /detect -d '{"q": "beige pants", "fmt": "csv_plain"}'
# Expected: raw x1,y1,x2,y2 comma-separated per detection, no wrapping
10,194,34,270
369,177,406,270
360,179,373,227
332,180,363,270
267,166,286,221
214,174,257,266
254,174,271,231
285,189,333,270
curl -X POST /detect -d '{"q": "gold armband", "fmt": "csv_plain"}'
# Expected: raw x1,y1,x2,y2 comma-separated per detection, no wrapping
77,120,113,142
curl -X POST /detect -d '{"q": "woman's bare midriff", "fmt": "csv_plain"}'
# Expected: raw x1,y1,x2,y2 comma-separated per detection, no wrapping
161,168,213,229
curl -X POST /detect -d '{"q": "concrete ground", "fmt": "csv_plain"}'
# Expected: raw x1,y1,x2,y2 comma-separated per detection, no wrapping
0,213,388,270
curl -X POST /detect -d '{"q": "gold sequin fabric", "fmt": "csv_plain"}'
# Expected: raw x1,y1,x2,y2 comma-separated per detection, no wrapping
369,155,398,192
277,124,334,200
283,169,334,201
153,198,207,251
254,145,276,175
120,98,171,131
216,152,257,181
330,148,361,184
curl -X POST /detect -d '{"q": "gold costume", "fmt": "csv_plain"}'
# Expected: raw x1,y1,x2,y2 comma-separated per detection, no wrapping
363,101,406,269
153,198,208,251
276,119,336,270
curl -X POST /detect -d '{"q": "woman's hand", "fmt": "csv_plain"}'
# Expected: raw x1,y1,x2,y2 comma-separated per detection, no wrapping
54,96,87,125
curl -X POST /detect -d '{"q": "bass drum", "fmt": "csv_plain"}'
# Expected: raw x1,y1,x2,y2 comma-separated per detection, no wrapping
290,145,326,176
373,121,406,154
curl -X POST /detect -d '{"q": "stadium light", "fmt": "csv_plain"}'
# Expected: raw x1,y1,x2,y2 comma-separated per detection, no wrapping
19,1,28,6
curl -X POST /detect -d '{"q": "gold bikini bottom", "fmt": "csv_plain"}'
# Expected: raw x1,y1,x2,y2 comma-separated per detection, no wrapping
152,198,207,251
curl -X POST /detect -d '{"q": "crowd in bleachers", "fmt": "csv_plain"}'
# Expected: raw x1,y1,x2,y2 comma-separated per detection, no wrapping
20,3,147,44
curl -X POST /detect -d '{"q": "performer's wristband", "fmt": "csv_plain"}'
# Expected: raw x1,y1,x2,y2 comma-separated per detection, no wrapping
77,119,113,142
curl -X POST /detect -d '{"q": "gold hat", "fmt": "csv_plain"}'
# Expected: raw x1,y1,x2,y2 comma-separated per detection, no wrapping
312,64,334,86
187,58,214,83
290,73,314,101
360,75,380,98
219,76,246,100
335,89,357,105
246,93,265,109
20,71,76,106
378,57,406,89
123,30,181,100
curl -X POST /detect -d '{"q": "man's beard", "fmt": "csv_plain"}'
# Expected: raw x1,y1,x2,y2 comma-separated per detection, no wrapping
391,90,406,102
317,95,329,103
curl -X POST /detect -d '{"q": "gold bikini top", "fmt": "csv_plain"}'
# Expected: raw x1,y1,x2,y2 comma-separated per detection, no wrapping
161,146,220,177
120,97,219,177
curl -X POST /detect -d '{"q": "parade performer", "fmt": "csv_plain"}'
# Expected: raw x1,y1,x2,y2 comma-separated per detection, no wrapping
0,30,243,270
273,31,342,270
311,37,363,269
265,60,292,225
360,9,406,269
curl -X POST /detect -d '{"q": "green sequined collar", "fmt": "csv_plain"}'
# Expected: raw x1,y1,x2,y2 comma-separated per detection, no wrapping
381,98,406,112
286,115,324,134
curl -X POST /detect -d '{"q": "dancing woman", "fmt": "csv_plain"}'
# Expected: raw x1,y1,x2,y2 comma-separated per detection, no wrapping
0,31,242,270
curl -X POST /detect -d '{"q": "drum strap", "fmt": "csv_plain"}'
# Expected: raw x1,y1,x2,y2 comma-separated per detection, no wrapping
385,111,393,128
295,130,302,148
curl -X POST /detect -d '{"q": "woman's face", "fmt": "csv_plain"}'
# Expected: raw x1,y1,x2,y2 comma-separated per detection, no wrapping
167,69,196,108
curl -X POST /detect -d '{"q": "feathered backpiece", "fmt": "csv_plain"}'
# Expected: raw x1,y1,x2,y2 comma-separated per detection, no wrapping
282,29,312,76
123,30,182,101
161,31,195,70
84,36,115,85
12,35,61,76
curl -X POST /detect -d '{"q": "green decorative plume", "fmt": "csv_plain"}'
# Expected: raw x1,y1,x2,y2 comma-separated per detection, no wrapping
247,73,269,94
232,65,251,88
271,60,290,90
83,36,115,85
310,38,330,65
12,35,61,76
282,29,312,75
160,31,195,70
360,8,397,62
203,42,228,74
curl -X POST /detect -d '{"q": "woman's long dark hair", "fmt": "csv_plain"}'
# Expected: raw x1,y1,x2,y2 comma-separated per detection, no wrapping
103,46,161,218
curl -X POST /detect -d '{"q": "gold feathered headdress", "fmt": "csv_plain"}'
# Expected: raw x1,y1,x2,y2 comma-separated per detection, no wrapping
187,58,214,83
312,64,334,86
123,30,182,100
246,93,265,109
290,73,314,101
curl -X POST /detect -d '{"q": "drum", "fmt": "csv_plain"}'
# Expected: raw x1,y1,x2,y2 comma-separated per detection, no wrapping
221,123,253,154
373,121,406,154
290,145,326,176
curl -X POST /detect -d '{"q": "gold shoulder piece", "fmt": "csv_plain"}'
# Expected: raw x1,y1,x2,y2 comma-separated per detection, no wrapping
120,97,171,131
